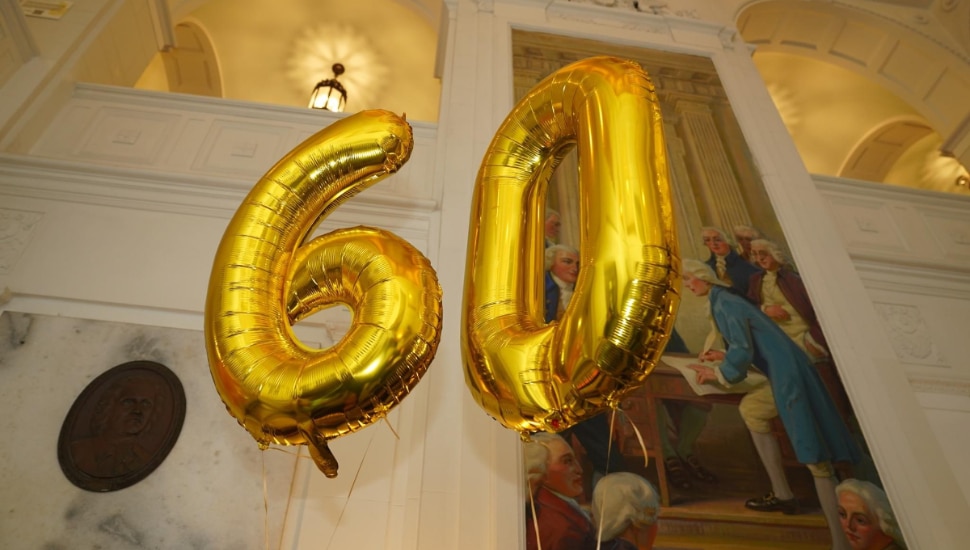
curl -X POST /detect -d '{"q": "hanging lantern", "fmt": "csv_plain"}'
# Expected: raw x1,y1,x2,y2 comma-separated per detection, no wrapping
309,63,347,112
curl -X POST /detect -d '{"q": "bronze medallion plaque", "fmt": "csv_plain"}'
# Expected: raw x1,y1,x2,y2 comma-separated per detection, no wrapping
57,360,186,492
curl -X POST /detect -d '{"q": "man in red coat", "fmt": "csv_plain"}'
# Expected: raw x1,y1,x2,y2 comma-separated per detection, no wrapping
525,433,596,550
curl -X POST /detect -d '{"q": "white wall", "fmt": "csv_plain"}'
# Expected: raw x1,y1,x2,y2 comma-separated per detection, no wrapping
815,175,970,503
0,85,443,548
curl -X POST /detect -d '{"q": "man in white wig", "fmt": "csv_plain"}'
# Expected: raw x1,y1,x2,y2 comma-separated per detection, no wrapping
524,433,595,550
836,479,907,550
591,472,659,550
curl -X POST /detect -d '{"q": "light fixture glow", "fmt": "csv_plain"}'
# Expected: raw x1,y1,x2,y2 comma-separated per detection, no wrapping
287,23,389,112
308,64,347,112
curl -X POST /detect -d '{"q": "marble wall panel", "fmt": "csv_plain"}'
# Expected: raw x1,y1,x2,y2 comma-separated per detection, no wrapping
0,312,294,549
0,207,42,274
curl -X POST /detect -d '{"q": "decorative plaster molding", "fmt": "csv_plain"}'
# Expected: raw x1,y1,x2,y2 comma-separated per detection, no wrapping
555,0,699,19
69,83,442,129
814,174,970,211
0,154,437,240
831,0,970,64
873,302,947,365
940,0,961,12
918,206,970,261
147,0,176,51
941,113,970,169
0,0,39,61
26,84,442,211
0,208,42,274
739,1,970,141
815,175,970,275
542,0,728,46
854,259,970,300
546,1,667,34
908,376,970,397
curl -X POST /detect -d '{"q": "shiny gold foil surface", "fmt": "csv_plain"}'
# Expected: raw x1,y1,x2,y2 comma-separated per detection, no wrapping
205,110,442,477
461,57,680,435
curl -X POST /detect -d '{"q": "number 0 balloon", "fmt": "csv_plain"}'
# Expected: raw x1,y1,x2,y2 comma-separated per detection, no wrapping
205,110,442,477
462,57,681,434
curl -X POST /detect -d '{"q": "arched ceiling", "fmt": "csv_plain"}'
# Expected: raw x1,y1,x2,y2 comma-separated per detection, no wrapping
739,0,970,195
752,51,924,176
139,0,443,122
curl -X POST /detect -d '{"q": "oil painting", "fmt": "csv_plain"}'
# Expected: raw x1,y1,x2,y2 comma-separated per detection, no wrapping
516,30,905,550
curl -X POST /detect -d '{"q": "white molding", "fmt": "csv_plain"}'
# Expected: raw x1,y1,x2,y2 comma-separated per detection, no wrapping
543,0,734,50
0,295,206,332
147,0,176,51
814,173,970,207
909,375,970,398
941,112,970,168
69,82,437,127
29,85,442,208
0,294,333,342
832,0,969,64
0,153,438,219
814,174,970,277
0,0,38,60
853,259,970,299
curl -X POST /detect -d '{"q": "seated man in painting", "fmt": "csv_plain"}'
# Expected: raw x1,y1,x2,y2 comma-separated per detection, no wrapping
682,259,859,550
545,244,626,482
525,433,596,550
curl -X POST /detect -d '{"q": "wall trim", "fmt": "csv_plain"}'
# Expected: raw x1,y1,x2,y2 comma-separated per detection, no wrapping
71,83,440,133
909,375,970,397
0,153,438,223
814,174,970,207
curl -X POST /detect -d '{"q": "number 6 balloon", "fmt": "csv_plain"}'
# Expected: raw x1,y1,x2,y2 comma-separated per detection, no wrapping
205,110,442,478
461,57,681,434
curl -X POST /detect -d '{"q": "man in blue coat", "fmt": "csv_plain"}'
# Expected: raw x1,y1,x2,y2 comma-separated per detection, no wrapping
701,226,761,298
544,244,577,323
682,259,858,550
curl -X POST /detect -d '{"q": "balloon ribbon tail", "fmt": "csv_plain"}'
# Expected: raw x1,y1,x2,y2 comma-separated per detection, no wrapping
304,429,340,478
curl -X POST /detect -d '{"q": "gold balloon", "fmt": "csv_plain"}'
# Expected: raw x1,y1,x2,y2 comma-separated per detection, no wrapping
205,110,442,477
462,57,680,434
